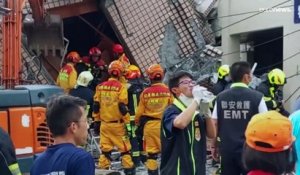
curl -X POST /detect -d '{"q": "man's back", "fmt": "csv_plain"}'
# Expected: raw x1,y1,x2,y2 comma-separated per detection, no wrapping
70,86,94,103
30,143,95,175
216,86,263,152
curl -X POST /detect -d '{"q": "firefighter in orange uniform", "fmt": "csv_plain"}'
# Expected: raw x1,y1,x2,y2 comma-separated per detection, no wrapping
135,64,174,175
93,60,135,175
56,51,80,93
113,44,130,85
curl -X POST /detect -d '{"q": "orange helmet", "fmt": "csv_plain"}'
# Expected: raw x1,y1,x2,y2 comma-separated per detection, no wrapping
113,44,124,54
108,60,124,77
89,47,101,56
147,64,164,80
66,51,81,63
125,65,141,80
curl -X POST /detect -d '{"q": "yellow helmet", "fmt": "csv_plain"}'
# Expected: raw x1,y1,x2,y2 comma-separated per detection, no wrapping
147,64,164,80
108,60,124,77
268,68,286,85
218,65,230,79
125,65,141,80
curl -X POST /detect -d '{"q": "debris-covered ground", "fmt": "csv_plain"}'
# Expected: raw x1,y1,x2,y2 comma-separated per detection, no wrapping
89,126,219,175
95,159,218,175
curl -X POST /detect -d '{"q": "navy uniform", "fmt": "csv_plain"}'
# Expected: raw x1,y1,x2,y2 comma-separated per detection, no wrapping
161,99,207,175
212,83,268,175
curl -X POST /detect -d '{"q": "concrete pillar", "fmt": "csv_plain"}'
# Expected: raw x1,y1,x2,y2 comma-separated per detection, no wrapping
221,34,240,65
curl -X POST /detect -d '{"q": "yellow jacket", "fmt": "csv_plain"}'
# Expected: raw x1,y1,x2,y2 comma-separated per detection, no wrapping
118,53,130,68
135,83,173,124
93,77,130,123
56,63,77,93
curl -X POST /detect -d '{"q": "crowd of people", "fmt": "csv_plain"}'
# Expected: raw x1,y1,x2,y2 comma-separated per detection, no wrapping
1,44,297,175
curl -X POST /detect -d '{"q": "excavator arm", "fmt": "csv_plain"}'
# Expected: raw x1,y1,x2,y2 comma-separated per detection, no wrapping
28,0,45,25
1,0,45,89
2,0,25,89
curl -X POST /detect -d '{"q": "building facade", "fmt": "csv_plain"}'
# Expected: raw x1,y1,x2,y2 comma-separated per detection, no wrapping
219,0,300,111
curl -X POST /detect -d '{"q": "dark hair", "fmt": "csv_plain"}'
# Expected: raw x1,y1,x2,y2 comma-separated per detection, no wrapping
230,61,251,82
168,71,193,96
46,95,87,137
242,144,294,174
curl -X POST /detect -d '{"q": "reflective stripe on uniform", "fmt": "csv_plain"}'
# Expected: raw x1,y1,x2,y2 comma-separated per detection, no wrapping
133,94,138,113
263,96,277,108
269,87,275,98
177,158,180,175
132,151,140,157
230,82,248,88
173,99,197,175
130,115,135,121
8,163,21,175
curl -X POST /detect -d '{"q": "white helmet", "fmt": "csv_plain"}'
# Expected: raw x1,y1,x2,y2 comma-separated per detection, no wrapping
77,71,94,87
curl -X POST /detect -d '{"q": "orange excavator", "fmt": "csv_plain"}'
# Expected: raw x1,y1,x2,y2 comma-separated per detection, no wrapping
2,0,25,89
1,1,62,173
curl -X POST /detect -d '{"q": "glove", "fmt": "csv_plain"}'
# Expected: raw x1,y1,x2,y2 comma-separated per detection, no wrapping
192,85,207,105
199,101,212,118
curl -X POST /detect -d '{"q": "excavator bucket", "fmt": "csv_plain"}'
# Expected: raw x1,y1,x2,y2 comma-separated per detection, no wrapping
23,14,64,58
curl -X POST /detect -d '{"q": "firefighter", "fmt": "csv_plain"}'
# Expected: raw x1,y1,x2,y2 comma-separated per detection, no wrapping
113,44,130,85
0,127,21,175
213,64,231,95
93,60,135,174
56,51,80,93
211,64,231,172
69,71,94,121
87,47,108,90
113,44,130,68
256,68,289,116
135,64,174,175
125,65,146,166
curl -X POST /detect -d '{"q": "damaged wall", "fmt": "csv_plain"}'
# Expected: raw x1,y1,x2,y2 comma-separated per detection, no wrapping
104,0,215,73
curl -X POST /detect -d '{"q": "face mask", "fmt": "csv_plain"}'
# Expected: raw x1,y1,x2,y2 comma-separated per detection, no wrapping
178,93,194,106
225,75,231,82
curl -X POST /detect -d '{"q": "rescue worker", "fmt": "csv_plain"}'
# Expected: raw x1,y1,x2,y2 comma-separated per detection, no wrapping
125,65,146,166
0,127,21,175
113,44,130,85
213,64,231,95
56,51,80,93
160,70,216,175
113,44,130,68
211,64,231,172
69,71,94,122
135,64,174,175
212,61,268,175
93,60,135,174
256,68,289,116
87,47,108,90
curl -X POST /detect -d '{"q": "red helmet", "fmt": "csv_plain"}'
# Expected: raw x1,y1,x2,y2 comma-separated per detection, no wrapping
147,64,164,80
89,47,101,56
108,60,124,77
113,44,124,54
66,51,81,63
125,65,141,80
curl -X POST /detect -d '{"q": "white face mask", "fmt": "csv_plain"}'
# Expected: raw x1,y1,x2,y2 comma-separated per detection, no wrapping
225,75,231,82
178,93,194,107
